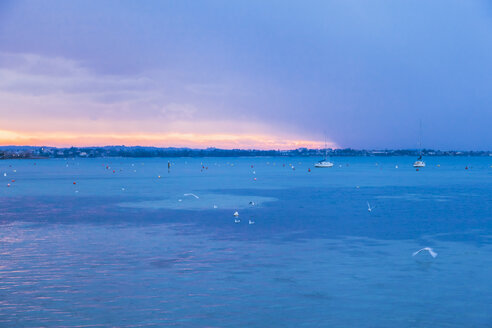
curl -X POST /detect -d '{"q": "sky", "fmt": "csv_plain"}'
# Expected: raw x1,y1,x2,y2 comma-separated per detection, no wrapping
0,0,491,150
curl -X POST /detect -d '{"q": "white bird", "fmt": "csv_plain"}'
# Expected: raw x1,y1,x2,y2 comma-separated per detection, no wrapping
233,211,239,217
412,247,438,258
367,202,375,212
234,219,240,223
249,219,255,225
183,193,199,199
213,205,218,209
249,201,255,206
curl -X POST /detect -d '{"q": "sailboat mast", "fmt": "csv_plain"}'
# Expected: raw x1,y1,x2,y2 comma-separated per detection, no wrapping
419,120,422,156
324,136,327,160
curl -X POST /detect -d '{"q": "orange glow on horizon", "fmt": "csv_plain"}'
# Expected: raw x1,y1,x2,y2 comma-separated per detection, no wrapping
0,130,336,150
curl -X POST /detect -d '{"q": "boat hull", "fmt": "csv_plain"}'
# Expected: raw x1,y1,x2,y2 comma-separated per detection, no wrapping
314,161,334,168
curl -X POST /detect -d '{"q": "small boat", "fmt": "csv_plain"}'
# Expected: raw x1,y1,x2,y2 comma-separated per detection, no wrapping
314,136,334,168
413,155,425,168
315,160,334,168
413,121,426,168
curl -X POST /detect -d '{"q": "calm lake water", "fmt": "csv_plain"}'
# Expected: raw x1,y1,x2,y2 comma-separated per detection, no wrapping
1,156,491,327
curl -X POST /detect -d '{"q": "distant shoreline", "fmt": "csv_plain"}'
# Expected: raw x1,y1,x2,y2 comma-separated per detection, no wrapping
0,146,490,159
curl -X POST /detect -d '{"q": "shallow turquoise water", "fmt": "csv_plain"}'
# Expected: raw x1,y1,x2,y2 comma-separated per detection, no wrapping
0,156,491,327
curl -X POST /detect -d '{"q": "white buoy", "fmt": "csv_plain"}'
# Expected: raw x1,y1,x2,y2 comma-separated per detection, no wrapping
213,205,218,209
412,247,438,258
233,211,239,217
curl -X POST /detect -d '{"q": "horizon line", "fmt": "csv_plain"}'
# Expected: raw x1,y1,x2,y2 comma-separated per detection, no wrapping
1,145,490,152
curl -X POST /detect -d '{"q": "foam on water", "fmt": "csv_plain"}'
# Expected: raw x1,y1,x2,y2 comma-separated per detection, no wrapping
119,193,277,210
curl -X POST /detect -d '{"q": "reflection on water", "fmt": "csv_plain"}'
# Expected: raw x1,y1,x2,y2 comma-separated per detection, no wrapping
0,157,491,327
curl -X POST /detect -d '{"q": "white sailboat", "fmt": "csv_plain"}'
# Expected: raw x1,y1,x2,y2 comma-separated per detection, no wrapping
314,137,334,168
413,121,426,168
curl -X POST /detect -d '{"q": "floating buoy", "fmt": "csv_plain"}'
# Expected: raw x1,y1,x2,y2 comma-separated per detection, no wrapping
113,170,115,173
395,165,399,169
3,173,6,177
7,183,10,187
465,166,468,170
416,168,419,171
308,168,311,172
158,175,161,178
251,165,254,168
213,205,218,209
11,179,15,182
73,182,76,185
253,177,257,181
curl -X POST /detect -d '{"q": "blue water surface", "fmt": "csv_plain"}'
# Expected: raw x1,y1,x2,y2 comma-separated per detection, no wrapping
0,156,491,327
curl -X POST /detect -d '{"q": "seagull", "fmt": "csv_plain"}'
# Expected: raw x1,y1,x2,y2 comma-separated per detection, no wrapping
234,219,240,223
183,193,199,199
233,211,239,217
249,219,255,225
412,247,438,258
367,202,375,212
249,201,255,206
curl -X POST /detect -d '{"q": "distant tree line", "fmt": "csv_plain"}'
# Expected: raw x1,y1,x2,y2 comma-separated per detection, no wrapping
0,146,490,159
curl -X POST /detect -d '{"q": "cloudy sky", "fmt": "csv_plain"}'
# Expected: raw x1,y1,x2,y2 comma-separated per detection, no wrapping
0,0,491,149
